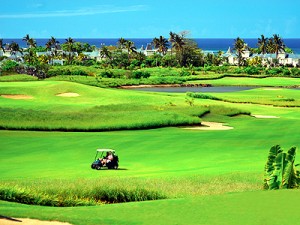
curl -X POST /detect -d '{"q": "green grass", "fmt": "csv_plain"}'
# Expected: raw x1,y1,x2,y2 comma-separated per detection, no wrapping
1,190,300,225
188,76,300,87
1,78,300,224
188,88,300,107
0,81,253,131
0,74,39,81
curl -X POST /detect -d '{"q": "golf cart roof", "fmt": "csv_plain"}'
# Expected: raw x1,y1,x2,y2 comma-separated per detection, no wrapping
96,149,115,152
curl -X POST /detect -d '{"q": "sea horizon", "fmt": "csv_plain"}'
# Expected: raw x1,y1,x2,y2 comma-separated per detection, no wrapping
2,38,300,54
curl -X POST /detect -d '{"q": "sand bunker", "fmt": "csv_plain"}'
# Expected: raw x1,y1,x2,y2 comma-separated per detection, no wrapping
252,115,280,119
56,92,80,97
183,121,233,130
0,218,72,225
263,88,282,91
1,94,33,99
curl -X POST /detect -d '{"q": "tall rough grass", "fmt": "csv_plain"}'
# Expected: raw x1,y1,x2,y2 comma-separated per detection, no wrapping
0,173,261,207
0,105,209,131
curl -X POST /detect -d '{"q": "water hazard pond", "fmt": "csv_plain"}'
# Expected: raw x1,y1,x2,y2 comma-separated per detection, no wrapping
130,86,257,93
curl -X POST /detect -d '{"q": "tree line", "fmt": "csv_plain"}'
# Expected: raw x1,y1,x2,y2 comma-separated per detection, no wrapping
0,32,294,78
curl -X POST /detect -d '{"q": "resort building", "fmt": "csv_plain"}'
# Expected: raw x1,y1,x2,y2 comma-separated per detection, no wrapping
222,47,300,67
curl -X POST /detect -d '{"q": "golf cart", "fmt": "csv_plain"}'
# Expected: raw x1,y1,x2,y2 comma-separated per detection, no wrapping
91,149,119,170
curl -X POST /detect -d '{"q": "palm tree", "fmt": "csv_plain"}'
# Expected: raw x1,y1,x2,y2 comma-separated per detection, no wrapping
117,37,127,50
169,31,176,55
50,36,59,47
22,34,36,49
0,39,5,53
233,37,245,67
45,40,52,51
169,32,186,65
22,34,30,46
64,37,75,64
100,46,112,61
169,32,185,53
8,42,22,60
24,49,37,65
152,36,169,55
50,36,60,56
273,34,285,59
124,40,136,60
266,38,275,54
258,35,268,55
28,38,37,49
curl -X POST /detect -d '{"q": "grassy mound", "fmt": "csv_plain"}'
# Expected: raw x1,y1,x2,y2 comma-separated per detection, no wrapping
0,81,250,131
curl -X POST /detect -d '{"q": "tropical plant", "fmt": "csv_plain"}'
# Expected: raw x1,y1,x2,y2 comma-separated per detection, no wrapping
124,40,137,61
8,42,22,60
168,31,176,56
50,36,60,56
273,34,285,59
233,37,245,67
100,46,112,61
23,34,36,49
169,31,195,66
22,34,30,46
64,37,75,64
257,35,268,54
117,37,127,49
152,36,169,55
0,39,5,52
171,32,185,56
266,38,275,54
264,145,300,190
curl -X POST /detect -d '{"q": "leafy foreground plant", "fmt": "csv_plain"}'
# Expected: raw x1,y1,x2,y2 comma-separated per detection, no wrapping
264,145,300,190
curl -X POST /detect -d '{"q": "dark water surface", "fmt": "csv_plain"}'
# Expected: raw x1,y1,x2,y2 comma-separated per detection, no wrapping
132,86,257,93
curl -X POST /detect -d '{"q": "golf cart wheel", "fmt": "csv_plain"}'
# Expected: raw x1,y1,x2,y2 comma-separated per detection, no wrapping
96,166,101,170
114,164,118,169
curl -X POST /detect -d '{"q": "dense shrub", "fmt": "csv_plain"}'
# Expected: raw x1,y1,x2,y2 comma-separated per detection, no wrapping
243,66,261,75
131,70,151,79
282,68,291,76
291,68,300,77
99,70,114,78
179,69,191,76
233,67,243,74
0,60,19,72
265,67,283,76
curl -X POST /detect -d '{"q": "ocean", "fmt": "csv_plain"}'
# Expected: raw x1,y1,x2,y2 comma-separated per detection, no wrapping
2,38,300,54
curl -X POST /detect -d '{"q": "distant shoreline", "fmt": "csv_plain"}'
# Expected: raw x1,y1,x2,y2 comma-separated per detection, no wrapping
2,38,300,54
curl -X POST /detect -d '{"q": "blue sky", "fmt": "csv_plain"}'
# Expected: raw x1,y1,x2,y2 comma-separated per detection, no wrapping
1,0,299,38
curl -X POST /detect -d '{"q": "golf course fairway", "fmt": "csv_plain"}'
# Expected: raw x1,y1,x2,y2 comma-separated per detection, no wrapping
1,79,300,224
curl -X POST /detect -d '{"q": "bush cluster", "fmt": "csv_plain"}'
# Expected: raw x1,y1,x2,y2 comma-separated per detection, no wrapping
130,70,151,79
0,60,19,72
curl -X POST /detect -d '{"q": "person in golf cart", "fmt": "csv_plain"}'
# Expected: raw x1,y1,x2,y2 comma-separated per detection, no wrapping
99,151,114,166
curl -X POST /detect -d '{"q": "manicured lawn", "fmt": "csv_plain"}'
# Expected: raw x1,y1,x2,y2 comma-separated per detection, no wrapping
1,190,300,225
188,76,300,87
1,78,300,224
0,81,211,130
194,87,300,107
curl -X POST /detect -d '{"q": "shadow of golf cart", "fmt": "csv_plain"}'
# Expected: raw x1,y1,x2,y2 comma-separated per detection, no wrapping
91,149,119,170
